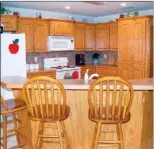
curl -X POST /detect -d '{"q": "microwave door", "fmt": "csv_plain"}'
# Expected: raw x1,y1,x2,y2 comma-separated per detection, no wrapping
51,39,69,51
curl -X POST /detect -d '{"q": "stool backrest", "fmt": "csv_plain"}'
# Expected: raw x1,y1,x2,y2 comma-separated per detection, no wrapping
88,76,134,120
22,76,66,119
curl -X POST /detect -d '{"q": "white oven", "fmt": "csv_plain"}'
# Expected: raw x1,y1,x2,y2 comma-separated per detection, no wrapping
48,36,74,51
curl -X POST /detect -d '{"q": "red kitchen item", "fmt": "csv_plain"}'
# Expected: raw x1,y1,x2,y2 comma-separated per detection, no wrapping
72,71,79,79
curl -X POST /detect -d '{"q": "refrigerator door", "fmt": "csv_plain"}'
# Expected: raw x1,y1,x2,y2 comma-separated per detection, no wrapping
1,33,27,99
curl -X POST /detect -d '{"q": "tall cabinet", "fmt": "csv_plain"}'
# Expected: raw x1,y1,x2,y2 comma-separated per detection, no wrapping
118,16,153,79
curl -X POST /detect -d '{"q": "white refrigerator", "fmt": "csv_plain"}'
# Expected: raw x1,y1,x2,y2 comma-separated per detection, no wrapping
1,33,27,99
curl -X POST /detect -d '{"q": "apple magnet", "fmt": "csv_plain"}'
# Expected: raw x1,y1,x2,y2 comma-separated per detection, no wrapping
9,39,19,54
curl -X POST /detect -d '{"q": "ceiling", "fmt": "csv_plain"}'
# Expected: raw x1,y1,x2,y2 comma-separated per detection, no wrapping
2,1,153,17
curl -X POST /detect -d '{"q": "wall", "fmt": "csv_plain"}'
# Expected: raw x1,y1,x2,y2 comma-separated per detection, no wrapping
94,9,153,23
5,6,94,23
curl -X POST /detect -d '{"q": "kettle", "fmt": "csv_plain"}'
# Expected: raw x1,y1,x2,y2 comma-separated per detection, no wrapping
84,69,99,84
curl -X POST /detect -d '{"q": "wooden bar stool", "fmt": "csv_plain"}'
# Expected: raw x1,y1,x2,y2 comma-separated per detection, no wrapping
22,76,71,149
0,83,31,149
88,76,134,149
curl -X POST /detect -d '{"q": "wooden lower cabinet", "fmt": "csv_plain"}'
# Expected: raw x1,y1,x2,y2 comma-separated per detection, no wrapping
27,70,56,78
96,66,107,77
81,66,96,79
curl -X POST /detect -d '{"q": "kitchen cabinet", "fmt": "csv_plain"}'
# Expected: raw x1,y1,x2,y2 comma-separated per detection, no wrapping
75,23,85,51
118,16,153,79
1,15,17,31
96,24,110,51
96,66,107,77
33,19,49,52
42,71,56,78
96,22,118,51
85,24,96,51
18,17,34,52
18,17,49,52
49,20,74,36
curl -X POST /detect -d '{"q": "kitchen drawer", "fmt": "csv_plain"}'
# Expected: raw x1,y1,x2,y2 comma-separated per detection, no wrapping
96,67,107,77
27,73,42,78
81,66,95,78
43,71,56,78
106,68,118,76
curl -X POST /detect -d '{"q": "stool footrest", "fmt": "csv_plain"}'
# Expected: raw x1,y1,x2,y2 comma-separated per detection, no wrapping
98,140,121,144
8,144,25,149
39,135,59,138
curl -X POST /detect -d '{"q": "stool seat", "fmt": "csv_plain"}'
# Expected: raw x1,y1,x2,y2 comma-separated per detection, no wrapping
1,99,26,114
88,106,130,124
28,105,70,122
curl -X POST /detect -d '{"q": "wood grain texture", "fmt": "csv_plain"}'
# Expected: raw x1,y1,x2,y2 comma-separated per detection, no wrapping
13,90,152,149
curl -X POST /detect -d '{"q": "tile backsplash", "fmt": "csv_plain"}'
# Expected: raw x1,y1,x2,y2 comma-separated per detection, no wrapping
26,51,118,68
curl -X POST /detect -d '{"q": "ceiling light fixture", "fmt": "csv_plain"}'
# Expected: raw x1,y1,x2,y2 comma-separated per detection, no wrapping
65,6,70,9
121,3,127,7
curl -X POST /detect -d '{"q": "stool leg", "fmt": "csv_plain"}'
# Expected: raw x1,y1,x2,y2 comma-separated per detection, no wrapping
18,111,32,148
3,115,7,149
91,123,98,149
38,122,44,149
34,121,40,149
61,121,70,149
57,121,64,149
118,123,124,149
93,123,101,149
12,113,20,145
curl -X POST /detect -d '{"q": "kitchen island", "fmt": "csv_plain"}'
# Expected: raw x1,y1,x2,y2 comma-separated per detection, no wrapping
1,77,153,149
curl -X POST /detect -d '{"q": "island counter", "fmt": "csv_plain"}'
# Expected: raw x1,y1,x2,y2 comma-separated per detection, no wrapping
1,77,153,149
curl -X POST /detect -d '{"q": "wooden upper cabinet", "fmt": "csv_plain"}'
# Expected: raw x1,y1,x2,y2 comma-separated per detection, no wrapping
85,24,95,51
1,15,17,31
18,17,34,52
49,20,74,36
110,23,118,51
131,19,146,65
75,23,85,51
96,24,110,51
33,19,49,52
118,20,133,63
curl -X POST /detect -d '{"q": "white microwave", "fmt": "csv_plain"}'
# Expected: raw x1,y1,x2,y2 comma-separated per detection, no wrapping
48,36,74,51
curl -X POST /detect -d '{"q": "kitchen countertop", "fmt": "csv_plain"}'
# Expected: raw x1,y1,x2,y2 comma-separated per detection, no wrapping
1,76,153,91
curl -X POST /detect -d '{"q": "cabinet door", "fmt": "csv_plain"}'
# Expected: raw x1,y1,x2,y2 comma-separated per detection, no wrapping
81,66,96,79
85,24,95,51
75,23,85,51
96,24,109,51
132,66,145,79
33,19,49,52
110,23,118,51
106,67,118,76
63,22,74,36
132,19,146,65
118,63,132,80
27,73,42,78
18,17,33,52
1,15,17,31
118,20,133,63
54,21,64,35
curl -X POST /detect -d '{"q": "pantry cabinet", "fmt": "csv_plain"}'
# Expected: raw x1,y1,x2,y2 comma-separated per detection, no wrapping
18,17,34,52
49,20,74,36
18,17,49,52
118,16,153,79
1,15,17,31
96,22,118,51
